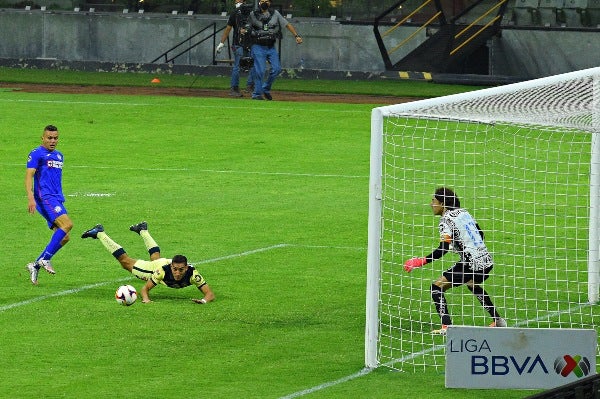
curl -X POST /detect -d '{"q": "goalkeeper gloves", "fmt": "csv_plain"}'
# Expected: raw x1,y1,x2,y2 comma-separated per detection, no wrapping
404,257,427,272
216,42,225,53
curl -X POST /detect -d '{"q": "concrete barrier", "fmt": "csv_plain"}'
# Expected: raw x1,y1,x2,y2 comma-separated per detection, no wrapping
0,8,599,79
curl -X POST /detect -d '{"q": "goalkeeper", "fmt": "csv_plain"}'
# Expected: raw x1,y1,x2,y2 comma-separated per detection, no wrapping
403,187,506,334
81,221,215,305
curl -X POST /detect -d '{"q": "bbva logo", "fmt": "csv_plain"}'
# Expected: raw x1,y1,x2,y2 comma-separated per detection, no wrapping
554,355,591,378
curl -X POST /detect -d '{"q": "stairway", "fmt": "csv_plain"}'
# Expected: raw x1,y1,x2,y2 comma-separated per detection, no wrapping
374,0,508,74
393,23,501,74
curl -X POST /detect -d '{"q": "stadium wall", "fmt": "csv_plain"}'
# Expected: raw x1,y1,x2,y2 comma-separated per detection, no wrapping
0,8,598,79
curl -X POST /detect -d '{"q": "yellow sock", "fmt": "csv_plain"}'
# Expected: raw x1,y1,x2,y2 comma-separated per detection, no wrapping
98,231,123,254
140,230,159,252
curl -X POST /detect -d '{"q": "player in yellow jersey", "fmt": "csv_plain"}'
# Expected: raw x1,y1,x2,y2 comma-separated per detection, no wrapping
81,221,215,304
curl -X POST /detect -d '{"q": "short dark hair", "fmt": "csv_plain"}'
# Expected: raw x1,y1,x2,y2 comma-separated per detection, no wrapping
172,254,188,264
434,187,460,210
44,125,58,132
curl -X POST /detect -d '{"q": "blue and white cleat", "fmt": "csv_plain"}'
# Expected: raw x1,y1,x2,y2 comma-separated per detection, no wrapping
26,262,39,285
38,259,55,274
81,224,104,239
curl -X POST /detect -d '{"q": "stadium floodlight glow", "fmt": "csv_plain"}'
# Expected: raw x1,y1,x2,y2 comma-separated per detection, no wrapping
366,67,600,371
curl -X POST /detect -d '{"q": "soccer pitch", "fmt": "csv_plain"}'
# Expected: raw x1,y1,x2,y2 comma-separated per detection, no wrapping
0,89,534,398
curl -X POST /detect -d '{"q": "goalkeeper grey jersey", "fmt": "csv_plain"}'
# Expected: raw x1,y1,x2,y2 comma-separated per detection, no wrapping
439,208,493,270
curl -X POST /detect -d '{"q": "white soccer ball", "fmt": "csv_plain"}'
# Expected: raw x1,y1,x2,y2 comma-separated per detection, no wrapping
115,284,137,306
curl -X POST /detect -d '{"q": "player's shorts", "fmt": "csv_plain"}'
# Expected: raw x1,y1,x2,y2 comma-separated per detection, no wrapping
131,258,169,281
443,262,493,286
36,197,68,229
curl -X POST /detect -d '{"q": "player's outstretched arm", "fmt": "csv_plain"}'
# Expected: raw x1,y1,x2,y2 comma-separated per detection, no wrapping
404,241,451,272
192,284,215,304
141,280,155,303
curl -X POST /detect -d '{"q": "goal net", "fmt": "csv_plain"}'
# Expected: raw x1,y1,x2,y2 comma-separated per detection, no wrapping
365,67,600,372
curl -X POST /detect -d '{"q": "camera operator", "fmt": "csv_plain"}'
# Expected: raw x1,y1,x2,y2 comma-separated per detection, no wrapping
216,0,256,97
248,0,303,100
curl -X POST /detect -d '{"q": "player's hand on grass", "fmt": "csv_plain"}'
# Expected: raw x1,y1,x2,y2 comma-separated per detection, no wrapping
404,257,426,272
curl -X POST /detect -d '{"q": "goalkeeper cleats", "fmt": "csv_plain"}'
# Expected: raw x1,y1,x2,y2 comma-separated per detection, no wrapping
26,262,39,285
129,221,148,235
431,325,448,335
38,259,55,274
489,317,507,328
81,224,104,239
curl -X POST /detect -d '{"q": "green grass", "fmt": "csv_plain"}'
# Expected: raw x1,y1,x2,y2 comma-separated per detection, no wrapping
0,66,483,98
0,70,538,398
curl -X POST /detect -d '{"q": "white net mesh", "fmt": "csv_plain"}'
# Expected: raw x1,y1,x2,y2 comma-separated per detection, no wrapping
396,72,599,131
368,67,600,372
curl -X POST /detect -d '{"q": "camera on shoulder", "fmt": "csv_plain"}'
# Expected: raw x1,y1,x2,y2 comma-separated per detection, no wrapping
237,3,254,16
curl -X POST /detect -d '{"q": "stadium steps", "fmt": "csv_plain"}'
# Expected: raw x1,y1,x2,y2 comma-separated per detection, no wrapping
392,23,501,74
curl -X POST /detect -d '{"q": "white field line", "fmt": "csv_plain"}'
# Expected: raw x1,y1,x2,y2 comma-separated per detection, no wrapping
278,302,594,398
279,368,375,399
190,244,365,267
192,244,290,265
3,244,362,313
0,97,367,114
71,165,367,179
278,345,442,399
3,244,288,313
0,277,133,312
3,163,367,180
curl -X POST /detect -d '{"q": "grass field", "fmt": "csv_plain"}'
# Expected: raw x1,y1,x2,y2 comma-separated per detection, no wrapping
0,70,539,398
0,66,484,98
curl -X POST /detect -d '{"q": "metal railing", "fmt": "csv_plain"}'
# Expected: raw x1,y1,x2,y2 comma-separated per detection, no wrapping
151,22,224,64
373,0,508,70
450,0,508,56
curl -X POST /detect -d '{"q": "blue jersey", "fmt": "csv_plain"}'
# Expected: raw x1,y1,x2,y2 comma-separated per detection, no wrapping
26,146,65,202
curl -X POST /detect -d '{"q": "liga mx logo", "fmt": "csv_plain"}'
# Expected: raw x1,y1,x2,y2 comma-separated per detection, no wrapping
554,355,591,378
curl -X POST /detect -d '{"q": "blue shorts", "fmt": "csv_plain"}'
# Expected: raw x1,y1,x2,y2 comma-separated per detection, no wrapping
36,197,68,229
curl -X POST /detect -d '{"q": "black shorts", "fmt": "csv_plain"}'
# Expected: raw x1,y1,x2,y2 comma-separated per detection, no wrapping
443,262,493,287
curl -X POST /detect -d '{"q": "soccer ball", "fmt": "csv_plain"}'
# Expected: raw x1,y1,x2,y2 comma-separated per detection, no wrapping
115,285,137,306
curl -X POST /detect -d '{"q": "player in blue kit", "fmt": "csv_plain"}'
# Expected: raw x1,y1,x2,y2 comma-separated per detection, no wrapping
25,125,74,285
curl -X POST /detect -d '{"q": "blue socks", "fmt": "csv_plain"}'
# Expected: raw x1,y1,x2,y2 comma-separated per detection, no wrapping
36,228,67,262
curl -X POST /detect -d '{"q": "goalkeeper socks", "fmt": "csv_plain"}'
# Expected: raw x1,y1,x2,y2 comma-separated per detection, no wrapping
36,228,67,261
467,284,501,319
97,232,125,257
140,230,160,256
431,284,452,326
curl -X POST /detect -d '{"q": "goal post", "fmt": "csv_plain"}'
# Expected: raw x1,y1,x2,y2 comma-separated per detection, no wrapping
366,67,600,371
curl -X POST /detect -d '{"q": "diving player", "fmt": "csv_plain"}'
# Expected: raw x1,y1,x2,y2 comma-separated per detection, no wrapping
81,221,215,304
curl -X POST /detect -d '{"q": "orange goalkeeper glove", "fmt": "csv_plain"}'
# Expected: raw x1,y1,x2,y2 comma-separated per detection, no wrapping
404,257,427,272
